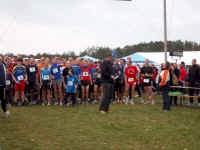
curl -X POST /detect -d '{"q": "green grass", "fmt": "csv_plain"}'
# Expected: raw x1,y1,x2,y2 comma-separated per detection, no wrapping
0,101,200,150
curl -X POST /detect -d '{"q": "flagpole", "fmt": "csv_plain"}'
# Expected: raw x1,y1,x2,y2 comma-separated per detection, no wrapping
163,0,168,63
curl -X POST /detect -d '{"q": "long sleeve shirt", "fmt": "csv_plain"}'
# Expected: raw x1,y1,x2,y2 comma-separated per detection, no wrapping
101,60,113,83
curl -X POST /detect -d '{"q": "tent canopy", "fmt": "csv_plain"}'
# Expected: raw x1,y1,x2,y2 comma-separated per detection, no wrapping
81,55,99,62
137,51,200,65
123,53,154,63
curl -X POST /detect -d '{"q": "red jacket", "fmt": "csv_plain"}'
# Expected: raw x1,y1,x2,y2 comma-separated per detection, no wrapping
179,66,187,82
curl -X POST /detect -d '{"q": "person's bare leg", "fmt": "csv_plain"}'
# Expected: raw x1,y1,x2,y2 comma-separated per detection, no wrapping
21,92,25,103
94,85,98,100
47,90,51,105
58,85,63,105
125,84,129,104
53,85,58,104
14,92,19,104
149,87,154,104
42,90,46,105
81,86,85,102
130,86,135,104
85,85,89,100
144,86,149,104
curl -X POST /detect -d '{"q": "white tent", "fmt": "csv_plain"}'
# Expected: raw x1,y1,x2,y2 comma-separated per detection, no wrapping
137,51,200,65
122,53,155,63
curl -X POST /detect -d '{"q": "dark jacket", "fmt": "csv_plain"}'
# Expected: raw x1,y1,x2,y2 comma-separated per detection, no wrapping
188,64,200,85
0,63,6,87
101,60,113,83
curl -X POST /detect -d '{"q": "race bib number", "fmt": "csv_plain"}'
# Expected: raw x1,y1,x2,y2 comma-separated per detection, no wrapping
52,68,58,74
114,75,119,80
97,74,101,78
143,78,150,83
6,80,11,86
128,78,134,82
43,75,50,80
17,75,24,81
29,67,36,73
60,67,65,73
67,81,73,86
83,72,89,76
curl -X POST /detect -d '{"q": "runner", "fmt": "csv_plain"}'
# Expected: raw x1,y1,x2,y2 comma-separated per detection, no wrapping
80,60,92,104
26,58,39,104
112,59,121,103
37,57,45,103
40,61,52,106
93,61,102,103
50,57,63,106
88,60,97,103
141,59,154,104
124,60,138,104
12,57,27,106
64,68,79,106
71,58,82,103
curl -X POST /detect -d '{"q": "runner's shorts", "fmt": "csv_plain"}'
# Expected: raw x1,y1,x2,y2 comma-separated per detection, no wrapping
52,79,62,88
41,80,51,90
81,80,90,86
15,80,25,92
143,78,153,87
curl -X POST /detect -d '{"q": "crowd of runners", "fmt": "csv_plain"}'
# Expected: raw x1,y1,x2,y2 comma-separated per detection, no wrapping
0,54,200,112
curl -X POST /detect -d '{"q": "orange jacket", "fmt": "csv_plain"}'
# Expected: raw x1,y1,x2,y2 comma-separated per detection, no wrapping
159,69,170,87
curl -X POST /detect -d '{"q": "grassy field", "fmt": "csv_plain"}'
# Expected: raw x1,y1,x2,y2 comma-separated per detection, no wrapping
0,101,200,150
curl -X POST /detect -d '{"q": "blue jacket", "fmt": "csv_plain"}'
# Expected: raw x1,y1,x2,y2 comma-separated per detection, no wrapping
0,63,6,87
65,74,79,94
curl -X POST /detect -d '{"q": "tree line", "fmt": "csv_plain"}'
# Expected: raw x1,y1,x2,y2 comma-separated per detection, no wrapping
80,40,200,59
2,40,200,59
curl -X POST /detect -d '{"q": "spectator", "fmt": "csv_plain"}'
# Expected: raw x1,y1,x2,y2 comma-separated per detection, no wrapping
0,56,10,117
188,59,200,106
170,63,180,106
99,55,114,114
6,66,14,105
159,62,171,111
179,62,187,85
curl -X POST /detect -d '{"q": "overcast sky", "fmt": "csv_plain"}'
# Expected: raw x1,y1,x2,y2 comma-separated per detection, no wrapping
0,0,200,55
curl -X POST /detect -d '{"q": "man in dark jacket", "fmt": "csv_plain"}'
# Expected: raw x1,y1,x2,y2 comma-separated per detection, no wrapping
188,59,200,106
99,55,114,113
0,56,10,118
